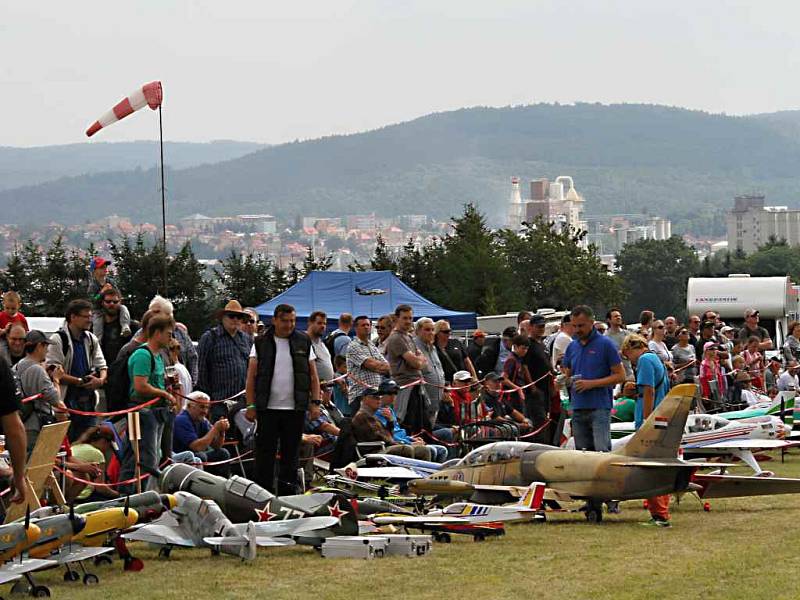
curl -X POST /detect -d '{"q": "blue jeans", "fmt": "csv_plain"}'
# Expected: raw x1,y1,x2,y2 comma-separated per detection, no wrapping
571,408,611,452
119,407,170,494
427,444,448,463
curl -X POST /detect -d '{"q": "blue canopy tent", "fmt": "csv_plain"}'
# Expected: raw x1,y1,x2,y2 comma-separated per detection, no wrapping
255,271,477,331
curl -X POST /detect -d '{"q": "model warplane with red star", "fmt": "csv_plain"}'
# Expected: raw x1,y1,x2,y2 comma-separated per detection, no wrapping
159,464,360,543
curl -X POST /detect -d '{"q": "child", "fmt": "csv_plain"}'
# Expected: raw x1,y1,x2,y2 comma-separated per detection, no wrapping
612,381,637,422
87,257,132,337
0,291,29,336
330,355,350,417
743,336,765,390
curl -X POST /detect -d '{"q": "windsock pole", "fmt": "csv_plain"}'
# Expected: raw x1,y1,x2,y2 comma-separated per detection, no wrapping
159,105,168,296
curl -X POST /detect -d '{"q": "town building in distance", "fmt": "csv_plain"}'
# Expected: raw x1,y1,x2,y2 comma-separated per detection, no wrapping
727,194,800,254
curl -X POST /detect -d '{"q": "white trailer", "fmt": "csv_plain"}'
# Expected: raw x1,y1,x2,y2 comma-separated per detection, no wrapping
686,275,800,348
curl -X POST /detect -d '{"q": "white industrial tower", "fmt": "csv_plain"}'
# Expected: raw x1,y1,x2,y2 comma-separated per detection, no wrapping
506,176,524,229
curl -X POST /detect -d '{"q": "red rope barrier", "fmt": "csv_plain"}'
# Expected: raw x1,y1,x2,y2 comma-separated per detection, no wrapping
55,397,162,417
53,465,151,488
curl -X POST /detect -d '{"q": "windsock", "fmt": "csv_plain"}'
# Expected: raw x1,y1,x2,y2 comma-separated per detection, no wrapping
86,81,163,137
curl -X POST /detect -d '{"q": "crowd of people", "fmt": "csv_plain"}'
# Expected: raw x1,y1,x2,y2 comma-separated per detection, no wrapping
0,256,793,530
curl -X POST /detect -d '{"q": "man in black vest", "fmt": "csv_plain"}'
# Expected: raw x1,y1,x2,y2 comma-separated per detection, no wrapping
245,304,320,495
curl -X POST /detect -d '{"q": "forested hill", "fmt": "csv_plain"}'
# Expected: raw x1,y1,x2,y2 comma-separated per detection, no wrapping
2,103,800,233
0,140,265,190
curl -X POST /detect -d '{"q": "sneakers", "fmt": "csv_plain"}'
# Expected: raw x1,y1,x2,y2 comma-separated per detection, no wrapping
641,518,671,528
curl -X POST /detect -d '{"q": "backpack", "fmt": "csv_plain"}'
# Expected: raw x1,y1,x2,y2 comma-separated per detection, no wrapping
324,331,348,358
105,344,155,414
9,362,30,421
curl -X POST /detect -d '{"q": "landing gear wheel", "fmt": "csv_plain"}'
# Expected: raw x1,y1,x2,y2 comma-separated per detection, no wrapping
374,549,384,558
63,570,80,582
473,533,486,542
439,533,451,544
94,555,113,566
158,547,172,559
210,548,221,557
123,556,145,571
82,574,99,586
31,586,50,598
586,508,603,523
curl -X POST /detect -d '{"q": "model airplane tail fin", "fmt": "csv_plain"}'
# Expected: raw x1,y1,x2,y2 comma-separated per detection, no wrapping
613,383,695,459
517,482,546,510
767,392,795,426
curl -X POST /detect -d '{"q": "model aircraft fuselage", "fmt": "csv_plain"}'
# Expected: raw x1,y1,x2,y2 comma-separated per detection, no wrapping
0,522,40,562
27,514,86,558
72,508,139,546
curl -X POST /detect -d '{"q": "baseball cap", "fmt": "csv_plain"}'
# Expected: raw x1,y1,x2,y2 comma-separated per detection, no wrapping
91,257,111,270
376,379,401,396
744,308,759,318
473,329,486,338
530,314,546,325
484,372,501,382
25,330,53,346
453,370,472,382
720,326,734,334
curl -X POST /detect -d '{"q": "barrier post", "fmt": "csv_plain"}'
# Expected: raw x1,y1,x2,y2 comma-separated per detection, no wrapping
128,412,142,494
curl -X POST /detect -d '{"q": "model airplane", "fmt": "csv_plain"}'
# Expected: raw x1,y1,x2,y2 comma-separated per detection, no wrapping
123,491,338,560
409,384,715,522
610,413,794,476
374,481,546,528
159,463,360,543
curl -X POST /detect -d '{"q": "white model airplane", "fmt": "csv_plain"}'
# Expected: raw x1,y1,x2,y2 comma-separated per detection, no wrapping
373,482,546,526
123,492,339,560
610,414,796,476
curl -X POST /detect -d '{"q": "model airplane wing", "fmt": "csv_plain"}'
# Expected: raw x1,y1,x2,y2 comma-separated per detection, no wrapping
694,473,800,498
609,459,733,468
372,515,469,525
250,516,339,537
202,536,296,547
51,546,114,564
683,439,791,450
0,558,58,580
122,524,196,547
336,466,421,480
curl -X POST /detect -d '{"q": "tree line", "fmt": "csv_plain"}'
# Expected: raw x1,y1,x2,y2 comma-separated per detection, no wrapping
0,205,792,337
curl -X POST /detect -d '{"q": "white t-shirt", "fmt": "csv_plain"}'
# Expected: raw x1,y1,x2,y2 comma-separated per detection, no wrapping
250,337,316,410
552,332,573,368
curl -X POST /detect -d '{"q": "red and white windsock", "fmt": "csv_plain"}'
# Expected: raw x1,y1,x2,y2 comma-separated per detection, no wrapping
85,81,163,137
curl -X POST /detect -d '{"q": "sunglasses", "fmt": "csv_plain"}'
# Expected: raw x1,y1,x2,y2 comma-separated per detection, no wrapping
103,299,120,304
655,325,665,329
440,330,452,334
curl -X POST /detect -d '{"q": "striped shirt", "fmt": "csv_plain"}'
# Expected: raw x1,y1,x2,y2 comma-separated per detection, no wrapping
196,325,252,401
346,337,388,402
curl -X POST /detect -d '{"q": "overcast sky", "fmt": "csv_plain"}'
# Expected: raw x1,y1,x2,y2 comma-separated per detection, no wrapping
4,1,800,147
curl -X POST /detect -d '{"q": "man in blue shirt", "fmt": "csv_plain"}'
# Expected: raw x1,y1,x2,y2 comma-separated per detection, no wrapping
561,305,625,453
173,391,231,477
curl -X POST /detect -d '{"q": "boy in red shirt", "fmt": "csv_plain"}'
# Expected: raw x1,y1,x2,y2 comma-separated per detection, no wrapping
0,291,29,336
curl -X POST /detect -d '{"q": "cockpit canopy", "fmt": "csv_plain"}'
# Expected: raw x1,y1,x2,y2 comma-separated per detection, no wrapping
457,442,533,467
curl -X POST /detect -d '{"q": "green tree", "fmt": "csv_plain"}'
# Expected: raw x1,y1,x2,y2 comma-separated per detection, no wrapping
0,244,30,295
215,250,275,308
301,247,334,275
747,244,800,279
501,217,622,312
616,236,699,319
425,204,517,315
169,241,213,337
368,234,399,272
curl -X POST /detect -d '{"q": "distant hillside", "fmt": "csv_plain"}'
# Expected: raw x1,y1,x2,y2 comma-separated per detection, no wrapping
0,140,265,190
2,103,800,234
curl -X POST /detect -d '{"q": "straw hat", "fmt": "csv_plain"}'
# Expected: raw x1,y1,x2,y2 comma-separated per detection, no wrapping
216,299,250,319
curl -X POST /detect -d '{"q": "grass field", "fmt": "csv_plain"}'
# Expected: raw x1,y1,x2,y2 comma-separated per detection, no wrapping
20,451,800,600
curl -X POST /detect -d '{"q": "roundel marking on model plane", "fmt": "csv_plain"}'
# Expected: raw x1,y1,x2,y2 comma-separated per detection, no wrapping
453,471,464,481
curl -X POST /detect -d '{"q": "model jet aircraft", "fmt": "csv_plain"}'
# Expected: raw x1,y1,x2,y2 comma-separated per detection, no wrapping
409,384,714,522
374,481,546,527
159,463,359,543
123,491,338,560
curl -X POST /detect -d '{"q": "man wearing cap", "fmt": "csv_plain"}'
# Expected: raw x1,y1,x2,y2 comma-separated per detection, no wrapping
172,391,231,477
245,303,320,495
467,330,486,365
14,330,68,452
87,257,132,338
196,300,253,420
738,309,773,351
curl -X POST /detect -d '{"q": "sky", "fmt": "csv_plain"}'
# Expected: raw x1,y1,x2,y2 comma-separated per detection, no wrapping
3,0,800,147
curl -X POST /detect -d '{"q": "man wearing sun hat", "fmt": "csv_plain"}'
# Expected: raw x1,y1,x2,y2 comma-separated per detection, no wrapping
196,299,253,420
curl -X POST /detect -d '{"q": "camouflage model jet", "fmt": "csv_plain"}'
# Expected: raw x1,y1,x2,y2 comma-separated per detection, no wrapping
409,384,713,522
